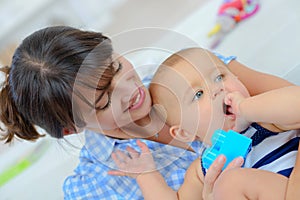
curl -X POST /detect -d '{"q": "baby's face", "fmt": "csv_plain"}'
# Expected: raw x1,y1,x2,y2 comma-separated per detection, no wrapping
153,49,250,144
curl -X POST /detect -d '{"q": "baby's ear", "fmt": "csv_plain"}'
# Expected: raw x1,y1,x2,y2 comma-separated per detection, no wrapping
169,125,195,142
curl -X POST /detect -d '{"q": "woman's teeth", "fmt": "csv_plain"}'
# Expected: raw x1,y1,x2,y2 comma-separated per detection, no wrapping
129,93,141,109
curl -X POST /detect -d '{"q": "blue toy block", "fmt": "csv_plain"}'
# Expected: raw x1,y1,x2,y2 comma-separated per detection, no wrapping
202,129,252,170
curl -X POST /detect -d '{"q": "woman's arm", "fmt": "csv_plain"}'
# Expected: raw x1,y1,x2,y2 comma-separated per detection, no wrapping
228,60,294,96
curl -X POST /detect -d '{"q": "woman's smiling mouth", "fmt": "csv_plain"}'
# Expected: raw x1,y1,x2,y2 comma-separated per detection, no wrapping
125,87,146,112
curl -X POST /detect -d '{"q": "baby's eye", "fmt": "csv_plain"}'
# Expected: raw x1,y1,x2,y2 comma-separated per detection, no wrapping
193,90,204,101
215,74,224,82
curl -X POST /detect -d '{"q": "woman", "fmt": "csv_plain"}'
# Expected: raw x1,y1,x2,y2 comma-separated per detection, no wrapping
0,26,297,199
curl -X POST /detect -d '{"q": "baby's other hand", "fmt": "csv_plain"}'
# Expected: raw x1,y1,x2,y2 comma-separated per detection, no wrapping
202,155,244,200
108,140,156,179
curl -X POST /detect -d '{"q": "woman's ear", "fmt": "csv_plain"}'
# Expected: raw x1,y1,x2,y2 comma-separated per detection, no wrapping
63,128,76,136
169,125,195,142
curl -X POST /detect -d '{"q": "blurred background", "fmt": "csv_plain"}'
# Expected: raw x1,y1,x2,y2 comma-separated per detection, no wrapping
0,0,299,199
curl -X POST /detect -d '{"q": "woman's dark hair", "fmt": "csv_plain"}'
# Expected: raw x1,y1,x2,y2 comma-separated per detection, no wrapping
0,26,117,143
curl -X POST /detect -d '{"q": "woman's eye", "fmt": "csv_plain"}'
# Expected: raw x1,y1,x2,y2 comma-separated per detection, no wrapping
99,99,111,110
96,92,111,111
215,74,224,82
193,90,204,101
115,62,123,73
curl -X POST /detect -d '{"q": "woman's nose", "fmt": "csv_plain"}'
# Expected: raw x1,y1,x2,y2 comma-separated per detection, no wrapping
115,78,137,100
112,69,135,88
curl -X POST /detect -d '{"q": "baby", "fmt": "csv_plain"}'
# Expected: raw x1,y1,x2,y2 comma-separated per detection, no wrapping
110,47,300,199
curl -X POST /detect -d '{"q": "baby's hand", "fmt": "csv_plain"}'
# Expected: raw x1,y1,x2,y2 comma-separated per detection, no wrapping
224,91,251,132
202,155,244,200
108,140,156,179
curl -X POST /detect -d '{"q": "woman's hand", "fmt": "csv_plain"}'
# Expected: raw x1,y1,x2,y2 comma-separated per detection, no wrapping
202,155,244,200
108,140,156,179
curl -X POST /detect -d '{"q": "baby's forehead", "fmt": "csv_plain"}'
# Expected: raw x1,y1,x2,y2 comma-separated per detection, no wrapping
153,48,227,86
171,56,224,80
179,49,224,69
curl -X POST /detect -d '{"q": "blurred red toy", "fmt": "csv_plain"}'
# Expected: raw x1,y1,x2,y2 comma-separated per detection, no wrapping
208,0,260,49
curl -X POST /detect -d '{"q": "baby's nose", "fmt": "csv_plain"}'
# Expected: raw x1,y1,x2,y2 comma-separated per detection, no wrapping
212,88,224,99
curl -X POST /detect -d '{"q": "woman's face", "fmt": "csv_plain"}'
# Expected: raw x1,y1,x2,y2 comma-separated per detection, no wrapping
76,54,152,137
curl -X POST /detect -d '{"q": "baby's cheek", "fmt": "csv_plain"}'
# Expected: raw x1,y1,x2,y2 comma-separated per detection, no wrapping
235,81,250,98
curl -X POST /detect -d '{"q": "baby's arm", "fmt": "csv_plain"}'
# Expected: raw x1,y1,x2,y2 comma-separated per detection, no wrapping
109,140,206,199
286,143,300,200
226,86,300,131
213,167,288,200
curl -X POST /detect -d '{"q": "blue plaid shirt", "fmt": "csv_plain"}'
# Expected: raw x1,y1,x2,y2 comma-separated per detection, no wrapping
63,130,203,199
63,52,235,199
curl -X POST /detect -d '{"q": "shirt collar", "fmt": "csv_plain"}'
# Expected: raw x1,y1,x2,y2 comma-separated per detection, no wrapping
84,129,203,163
189,140,205,156
84,129,118,161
